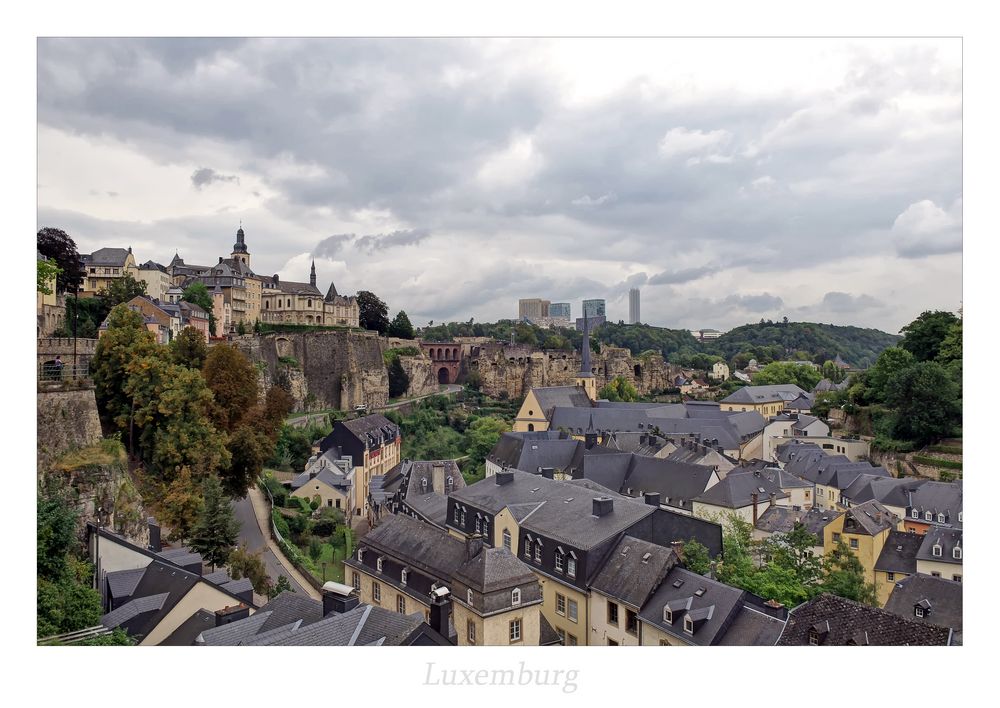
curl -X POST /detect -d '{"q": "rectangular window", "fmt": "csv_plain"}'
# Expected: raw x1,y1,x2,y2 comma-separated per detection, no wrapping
849,538,859,550
397,595,406,614
372,582,381,604
568,598,578,623
524,539,532,558
626,609,638,636
607,601,619,626
509,618,522,643
832,532,841,543
556,628,566,644
467,620,476,645
555,553,564,572
953,575,962,582
567,557,577,578
534,544,542,562
352,571,360,590
566,633,578,646
503,529,512,550
931,572,941,578
886,572,895,581
556,593,566,616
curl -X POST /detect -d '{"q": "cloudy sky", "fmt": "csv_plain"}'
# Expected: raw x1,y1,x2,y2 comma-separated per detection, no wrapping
37,38,961,333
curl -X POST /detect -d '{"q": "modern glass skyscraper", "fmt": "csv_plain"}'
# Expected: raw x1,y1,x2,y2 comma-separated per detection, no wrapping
582,299,606,318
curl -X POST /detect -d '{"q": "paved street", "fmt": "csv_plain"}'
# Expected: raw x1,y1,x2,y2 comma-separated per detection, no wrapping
232,495,312,600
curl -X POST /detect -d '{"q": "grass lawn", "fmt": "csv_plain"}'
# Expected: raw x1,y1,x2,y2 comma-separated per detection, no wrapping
304,541,347,584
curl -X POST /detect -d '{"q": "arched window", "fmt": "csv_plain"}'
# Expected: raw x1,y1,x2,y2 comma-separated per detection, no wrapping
511,588,521,606
467,589,474,606
953,546,962,560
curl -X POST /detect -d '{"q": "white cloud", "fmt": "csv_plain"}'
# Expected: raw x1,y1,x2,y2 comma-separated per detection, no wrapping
891,198,962,258
658,127,732,159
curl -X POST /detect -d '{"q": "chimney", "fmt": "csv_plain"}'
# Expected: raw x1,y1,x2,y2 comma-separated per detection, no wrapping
769,492,776,507
465,535,484,561
644,491,661,507
592,497,614,517
585,431,598,450
218,256,223,263
147,517,162,552
495,470,514,485
540,467,555,480
322,581,360,616
215,604,250,627
670,540,685,561
752,492,759,526
429,586,452,638
273,273,279,283
309,469,318,479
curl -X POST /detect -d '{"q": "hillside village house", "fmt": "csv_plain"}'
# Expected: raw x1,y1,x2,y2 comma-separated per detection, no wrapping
79,246,139,296
777,593,953,645
761,413,830,462
873,530,925,606
319,415,401,519
289,448,355,512
822,500,902,586
719,384,811,418
260,261,360,328
137,260,171,301
883,575,963,644
710,361,730,381
36,251,64,336
692,468,790,526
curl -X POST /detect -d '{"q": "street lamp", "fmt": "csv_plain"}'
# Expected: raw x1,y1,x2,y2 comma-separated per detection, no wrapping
321,562,328,583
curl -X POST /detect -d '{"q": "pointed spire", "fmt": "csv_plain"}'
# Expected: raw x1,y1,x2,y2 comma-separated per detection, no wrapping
310,259,317,287
325,281,339,301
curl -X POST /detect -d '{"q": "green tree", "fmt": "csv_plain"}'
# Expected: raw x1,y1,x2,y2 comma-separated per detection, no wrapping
97,272,147,312
357,290,390,333
37,227,85,294
37,561,104,638
158,466,204,543
170,326,209,369
885,361,961,444
388,356,410,398
190,474,240,569
228,544,272,596
308,536,323,562
226,424,269,498
203,344,259,433
182,282,217,336
598,376,639,402
820,541,877,605
899,310,960,362
463,416,509,479
388,310,415,339
37,482,79,582
864,347,916,403
37,258,62,295
681,538,712,575
268,575,294,599
91,303,160,436
752,362,823,391
77,628,135,645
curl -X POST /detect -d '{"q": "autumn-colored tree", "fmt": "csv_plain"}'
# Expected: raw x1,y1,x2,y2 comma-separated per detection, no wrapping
259,386,294,441
203,344,259,432
150,366,231,478
91,303,159,436
170,326,209,369
228,544,272,596
158,466,204,543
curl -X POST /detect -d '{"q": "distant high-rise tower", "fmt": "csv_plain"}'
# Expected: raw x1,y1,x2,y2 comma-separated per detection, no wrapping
629,288,640,324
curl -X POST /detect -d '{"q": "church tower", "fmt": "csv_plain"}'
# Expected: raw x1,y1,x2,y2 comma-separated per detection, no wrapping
310,260,317,287
575,315,597,400
231,223,250,268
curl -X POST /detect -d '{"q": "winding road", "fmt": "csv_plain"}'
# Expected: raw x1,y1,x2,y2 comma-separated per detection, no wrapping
232,495,313,600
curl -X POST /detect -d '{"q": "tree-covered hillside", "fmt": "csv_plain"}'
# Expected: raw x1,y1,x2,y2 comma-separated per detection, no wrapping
704,322,900,369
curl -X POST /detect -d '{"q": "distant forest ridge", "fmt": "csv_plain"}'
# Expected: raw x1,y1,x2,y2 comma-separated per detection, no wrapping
418,319,900,370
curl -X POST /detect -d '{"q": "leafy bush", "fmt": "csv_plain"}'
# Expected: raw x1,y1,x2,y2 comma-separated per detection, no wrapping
278,355,300,368
912,455,963,470
871,436,916,453
927,444,962,455
312,516,338,538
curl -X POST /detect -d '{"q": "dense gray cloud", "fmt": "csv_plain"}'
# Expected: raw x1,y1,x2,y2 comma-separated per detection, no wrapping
820,291,882,313
37,38,962,331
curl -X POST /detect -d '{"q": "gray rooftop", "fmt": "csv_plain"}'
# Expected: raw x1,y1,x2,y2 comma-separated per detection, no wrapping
589,536,678,609
916,528,963,565
874,531,924,574
637,567,746,646
694,469,788,510
721,384,810,405
883,575,962,642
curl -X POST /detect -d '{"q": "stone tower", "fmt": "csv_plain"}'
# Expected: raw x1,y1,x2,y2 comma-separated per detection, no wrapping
310,260,317,287
231,223,250,268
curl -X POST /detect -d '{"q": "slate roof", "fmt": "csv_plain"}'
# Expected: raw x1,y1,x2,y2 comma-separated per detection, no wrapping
883,575,963,641
841,500,897,536
83,247,132,267
693,469,788,510
776,440,824,465
197,611,274,646
717,604,787,646
161,609,215,646
721,384,810,405
874,531,924,574
402,460,466,526
451,470,656,549
291,467,351,492
589,536,678,609
792,455,890,491
106,567,145,603
271,278,323,297
637,567,746,646
453,546,538,594
239,605,427,646
530,386,594,416
359,513,468,580
777,593,953,645
256,591,325,633
907,481,963,528
842,474,919,508
917,528,963,565
138,260,167,272
754,506,842,539
338,414,398,441
101,592,170,632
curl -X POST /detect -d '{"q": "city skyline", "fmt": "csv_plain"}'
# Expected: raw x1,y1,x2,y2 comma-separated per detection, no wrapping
38,38,961,333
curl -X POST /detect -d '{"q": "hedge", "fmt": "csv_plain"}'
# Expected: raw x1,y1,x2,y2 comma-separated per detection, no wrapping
927,444,962,455
912,455,963,470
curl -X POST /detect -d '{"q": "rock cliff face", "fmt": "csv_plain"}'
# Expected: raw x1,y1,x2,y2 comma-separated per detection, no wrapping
470,343,676,399
232,331,391,412
37,387,103,471
399,355,437,398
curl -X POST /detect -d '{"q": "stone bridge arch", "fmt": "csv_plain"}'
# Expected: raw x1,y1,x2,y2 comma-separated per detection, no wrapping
420,341,461,385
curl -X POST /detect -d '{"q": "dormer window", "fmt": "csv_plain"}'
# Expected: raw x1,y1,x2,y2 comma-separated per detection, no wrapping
911,509,918,519
937,513,945,524
453,506,461,524
932,544,942,557
555,552,564,573
663,608,673,624
377,557,384,572
524,539,532,558
467,589,474,606
503,529,512,550
358,548,365,561
446,475,454,493
958,512,963,523
683,616,694,635
475,516,482,534
401,569,408,585
925,511,933,521
482,518,490,536
953,546,962,560
421,477,428,492
915,606,925,618
567,556,577,578
511,588,521,606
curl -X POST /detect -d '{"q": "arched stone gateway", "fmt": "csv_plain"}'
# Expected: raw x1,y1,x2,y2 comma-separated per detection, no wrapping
420,341,462,385
438,367,451,384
